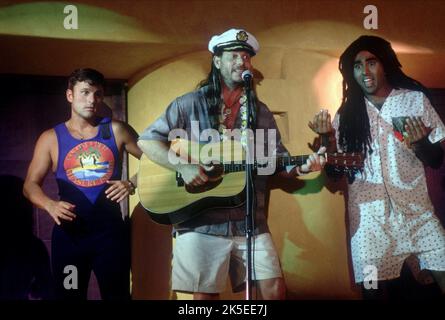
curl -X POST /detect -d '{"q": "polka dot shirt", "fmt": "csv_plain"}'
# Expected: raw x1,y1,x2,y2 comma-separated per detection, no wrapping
333,89,445,282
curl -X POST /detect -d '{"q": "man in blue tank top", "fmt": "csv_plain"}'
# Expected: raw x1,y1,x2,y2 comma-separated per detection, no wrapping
23,68,142,300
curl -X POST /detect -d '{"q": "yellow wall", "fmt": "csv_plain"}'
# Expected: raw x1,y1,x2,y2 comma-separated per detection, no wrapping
2,0,445,300
0,1,160,42
128,32,358,299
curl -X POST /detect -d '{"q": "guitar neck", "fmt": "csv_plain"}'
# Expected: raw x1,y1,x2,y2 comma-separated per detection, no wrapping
223,155,309,173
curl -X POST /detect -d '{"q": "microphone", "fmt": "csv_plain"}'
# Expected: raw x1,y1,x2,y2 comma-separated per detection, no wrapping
241,70,253,88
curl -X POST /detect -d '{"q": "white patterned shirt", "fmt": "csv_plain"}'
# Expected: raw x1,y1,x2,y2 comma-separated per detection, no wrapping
333,89,445,282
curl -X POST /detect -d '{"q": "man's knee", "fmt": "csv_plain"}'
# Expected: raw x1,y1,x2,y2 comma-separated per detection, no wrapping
258,277,286,300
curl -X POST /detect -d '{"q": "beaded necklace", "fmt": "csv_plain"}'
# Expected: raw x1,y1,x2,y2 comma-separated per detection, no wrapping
218,88,248,147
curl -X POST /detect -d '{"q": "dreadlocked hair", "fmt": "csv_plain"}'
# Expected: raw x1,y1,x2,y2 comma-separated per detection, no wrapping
338,35,431,157
196,55,223,129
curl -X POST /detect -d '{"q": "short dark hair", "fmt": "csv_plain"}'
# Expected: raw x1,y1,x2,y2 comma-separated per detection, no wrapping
67,68,105,90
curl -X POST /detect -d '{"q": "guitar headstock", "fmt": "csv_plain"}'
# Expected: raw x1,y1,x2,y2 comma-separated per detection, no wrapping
326,152,364,169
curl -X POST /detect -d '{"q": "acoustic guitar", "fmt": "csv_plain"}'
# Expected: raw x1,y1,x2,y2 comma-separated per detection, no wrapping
137,139,362,225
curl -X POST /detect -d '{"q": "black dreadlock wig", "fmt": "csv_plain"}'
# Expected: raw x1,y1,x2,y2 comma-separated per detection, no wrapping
196,50,225,130
197,55,223,114
338,35,430,157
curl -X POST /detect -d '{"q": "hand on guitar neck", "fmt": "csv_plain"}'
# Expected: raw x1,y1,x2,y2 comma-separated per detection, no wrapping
298,146,326,174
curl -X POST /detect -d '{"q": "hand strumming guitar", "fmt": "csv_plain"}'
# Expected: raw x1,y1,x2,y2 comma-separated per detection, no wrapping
177,164,209,187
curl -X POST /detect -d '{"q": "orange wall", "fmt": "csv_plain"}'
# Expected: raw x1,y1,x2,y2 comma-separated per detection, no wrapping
2,0,445,299
127,1,445,299
128,39,356,300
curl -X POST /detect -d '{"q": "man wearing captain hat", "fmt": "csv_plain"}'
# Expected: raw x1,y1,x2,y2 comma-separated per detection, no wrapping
208,28,259,56
138,28,325,300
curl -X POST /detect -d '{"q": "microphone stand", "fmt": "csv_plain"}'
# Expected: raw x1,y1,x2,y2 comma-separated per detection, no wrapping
242,71,256,300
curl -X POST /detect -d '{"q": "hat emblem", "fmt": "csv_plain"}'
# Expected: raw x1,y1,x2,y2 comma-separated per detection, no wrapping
236,30,249,42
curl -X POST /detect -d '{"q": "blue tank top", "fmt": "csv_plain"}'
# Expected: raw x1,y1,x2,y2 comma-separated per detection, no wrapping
54,117,121,215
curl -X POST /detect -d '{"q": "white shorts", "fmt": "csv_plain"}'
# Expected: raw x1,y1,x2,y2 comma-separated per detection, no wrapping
351,215,445,283
172,232,283,293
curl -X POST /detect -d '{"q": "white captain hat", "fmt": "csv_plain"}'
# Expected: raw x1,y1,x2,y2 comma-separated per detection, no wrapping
208,28,259,56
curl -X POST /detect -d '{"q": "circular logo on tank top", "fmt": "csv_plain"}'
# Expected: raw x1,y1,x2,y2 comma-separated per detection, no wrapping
64,141,115,187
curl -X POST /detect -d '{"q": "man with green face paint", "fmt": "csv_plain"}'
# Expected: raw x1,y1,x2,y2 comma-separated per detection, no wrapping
309,35,445,299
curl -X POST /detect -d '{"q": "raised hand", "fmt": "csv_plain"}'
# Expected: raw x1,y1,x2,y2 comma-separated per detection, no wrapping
308,109,333,134
404,116,432,147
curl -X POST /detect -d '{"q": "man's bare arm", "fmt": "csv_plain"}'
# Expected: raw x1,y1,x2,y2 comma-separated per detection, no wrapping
105,120,144,202
23,130,76,225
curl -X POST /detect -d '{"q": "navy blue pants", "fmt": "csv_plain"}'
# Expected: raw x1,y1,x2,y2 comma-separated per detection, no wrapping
51,213,130,300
